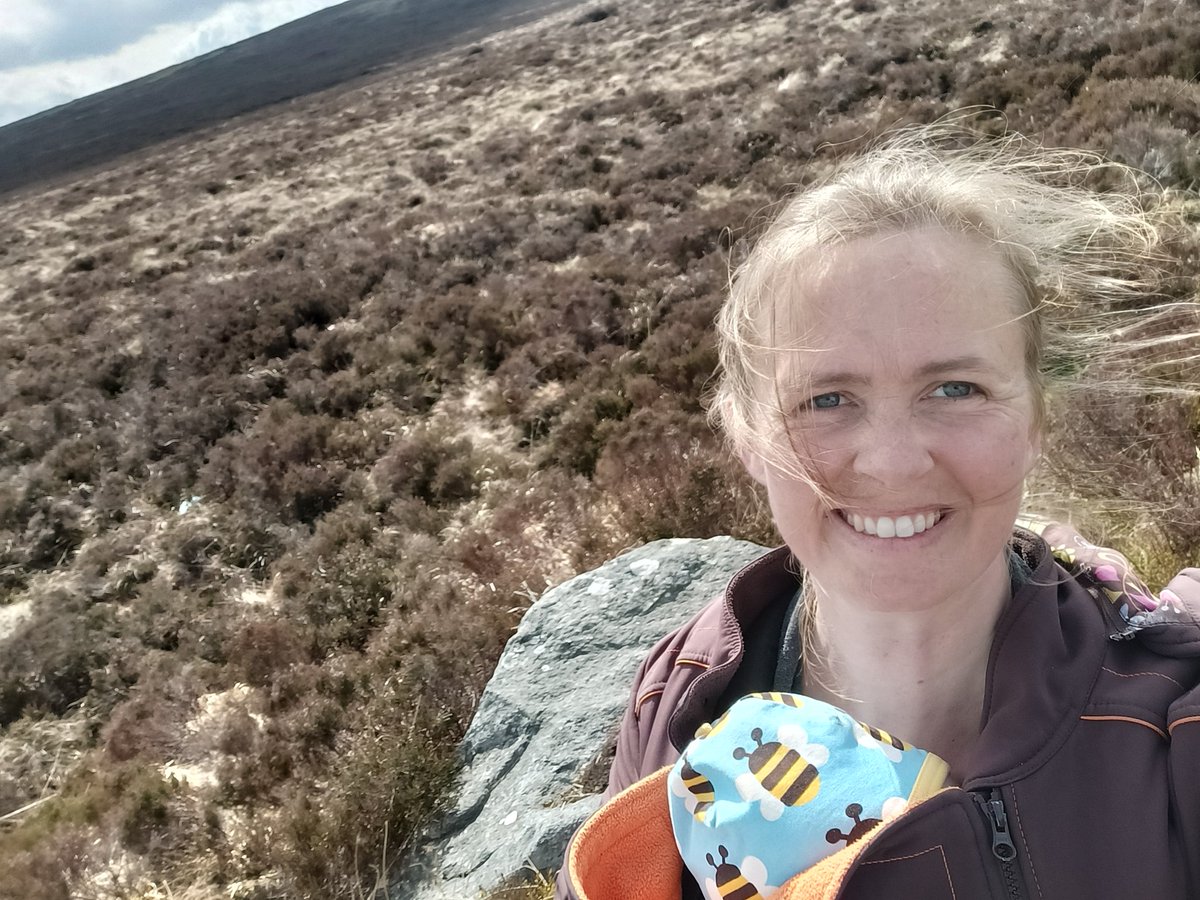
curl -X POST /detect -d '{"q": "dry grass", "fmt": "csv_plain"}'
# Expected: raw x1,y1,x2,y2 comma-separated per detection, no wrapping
0,0,1198,896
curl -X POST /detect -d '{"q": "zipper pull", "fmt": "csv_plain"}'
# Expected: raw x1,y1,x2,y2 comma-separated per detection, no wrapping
984,788,1017,862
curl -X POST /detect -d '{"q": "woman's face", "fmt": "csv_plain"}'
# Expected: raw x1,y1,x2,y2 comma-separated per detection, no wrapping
742,227,1042,612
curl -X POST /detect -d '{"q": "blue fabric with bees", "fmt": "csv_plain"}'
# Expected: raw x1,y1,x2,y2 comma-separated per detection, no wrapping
668,692,949,899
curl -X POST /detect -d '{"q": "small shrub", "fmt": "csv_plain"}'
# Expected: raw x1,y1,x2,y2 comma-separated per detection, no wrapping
272,513,399,653
269,679,460,898
102,693,182,763
573,7,613,26
0,590,115,725
0,827,88,900
412,152,451,185
594,403,776,544
118,770,174,854
228,619,307,686
370,426,481,506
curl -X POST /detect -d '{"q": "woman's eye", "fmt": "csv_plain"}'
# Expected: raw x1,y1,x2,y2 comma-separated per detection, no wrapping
810,392,843,409
932,381,975,399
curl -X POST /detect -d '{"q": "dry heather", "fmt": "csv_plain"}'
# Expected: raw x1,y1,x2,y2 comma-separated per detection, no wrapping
1,0,1199,897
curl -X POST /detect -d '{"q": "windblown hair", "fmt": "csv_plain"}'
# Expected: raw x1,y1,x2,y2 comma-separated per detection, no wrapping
711,124,1197,478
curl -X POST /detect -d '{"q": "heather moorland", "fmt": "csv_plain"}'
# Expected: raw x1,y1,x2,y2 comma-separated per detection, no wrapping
1,0,1199,898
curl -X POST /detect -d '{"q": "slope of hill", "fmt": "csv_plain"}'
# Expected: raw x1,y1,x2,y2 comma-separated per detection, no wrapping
0,0,1198,898
0,0,583,196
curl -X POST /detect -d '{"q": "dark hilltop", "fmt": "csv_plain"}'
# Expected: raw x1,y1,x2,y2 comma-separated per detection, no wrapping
0,0,584,196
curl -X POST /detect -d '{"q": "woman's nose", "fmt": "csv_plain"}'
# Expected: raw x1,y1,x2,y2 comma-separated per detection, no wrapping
849,412,935,484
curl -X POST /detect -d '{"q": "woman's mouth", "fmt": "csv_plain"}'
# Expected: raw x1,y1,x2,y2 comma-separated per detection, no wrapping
838,509,943,538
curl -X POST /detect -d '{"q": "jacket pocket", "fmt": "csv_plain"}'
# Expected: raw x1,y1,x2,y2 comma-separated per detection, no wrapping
842,845,959,900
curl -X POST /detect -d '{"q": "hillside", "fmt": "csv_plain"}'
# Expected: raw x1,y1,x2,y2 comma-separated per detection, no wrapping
0,0,583,196
1,0,1198,897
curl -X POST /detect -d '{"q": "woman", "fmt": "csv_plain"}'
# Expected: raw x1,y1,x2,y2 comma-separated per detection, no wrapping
556,127,1200,899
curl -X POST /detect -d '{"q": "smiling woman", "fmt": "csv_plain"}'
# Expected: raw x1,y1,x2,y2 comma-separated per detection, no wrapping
740,228,1040,627
557,126,1200,900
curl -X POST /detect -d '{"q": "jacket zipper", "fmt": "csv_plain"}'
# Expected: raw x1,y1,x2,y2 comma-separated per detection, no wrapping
974,788,1026,900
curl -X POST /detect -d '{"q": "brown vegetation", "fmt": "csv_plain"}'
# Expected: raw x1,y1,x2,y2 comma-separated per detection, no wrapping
0,0,1198,897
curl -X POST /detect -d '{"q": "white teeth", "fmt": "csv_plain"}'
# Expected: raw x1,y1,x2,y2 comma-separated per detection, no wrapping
843,510,941,539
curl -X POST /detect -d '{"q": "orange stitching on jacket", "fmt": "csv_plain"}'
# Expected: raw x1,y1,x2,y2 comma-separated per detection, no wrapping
1169,714,1200,734
1009,786,1044,899
860,845,957,898
1100,666,1185,688
634,689,663,717
1079,714,1167,739
675,658,710,669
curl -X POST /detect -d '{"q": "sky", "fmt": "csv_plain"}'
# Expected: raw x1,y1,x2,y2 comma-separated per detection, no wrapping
0,0,350,127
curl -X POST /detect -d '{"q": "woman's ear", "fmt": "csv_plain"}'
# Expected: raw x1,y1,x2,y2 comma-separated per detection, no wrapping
739,445,770,486
721,396,770,485
1024,423,1043,478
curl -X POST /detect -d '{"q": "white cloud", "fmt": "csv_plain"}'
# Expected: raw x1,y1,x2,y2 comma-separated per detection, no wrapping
0,27,184,126
1,1,230,65
1,2,61,47
172,0,346,61
0,0,343,126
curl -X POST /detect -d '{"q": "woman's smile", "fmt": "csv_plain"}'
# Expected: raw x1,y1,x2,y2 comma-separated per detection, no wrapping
837,509,944,538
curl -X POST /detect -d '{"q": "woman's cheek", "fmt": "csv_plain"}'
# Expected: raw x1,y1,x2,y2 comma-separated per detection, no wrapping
956,430,1035,498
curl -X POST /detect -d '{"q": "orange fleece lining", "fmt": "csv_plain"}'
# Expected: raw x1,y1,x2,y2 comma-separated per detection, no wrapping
567,767,681,900
566,766,882,900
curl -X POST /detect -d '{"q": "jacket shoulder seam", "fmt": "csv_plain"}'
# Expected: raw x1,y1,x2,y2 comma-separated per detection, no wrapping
1099,665,1186,689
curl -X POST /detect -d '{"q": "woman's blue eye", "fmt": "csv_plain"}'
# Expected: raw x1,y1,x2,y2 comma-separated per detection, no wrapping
932,381,975,398
811,392,843,409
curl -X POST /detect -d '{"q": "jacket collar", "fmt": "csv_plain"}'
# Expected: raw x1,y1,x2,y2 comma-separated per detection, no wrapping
670,531,1200,783
962,533,1108,786
666,546,797,752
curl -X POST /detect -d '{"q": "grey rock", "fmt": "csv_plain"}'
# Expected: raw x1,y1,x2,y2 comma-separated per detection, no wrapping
392,536,768,899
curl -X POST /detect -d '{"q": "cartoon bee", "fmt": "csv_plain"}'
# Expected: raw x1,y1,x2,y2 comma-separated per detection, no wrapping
746,691,804,708
703,845,776,900
694,707,735,741
732,725,829,821
670,751,716,823
852,720,909,763
825,802,882,847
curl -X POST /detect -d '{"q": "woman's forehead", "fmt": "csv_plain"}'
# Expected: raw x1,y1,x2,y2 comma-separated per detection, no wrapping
750,228,1031,386
756,228,1028,347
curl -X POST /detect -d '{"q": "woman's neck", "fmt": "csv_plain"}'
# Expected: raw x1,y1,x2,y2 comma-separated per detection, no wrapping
802,553,1012,780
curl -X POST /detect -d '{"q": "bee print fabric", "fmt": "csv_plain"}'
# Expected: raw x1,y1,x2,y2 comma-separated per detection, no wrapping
668,692,949,899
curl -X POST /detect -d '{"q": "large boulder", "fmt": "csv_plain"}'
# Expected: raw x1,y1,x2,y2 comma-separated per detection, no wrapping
392,536,769,899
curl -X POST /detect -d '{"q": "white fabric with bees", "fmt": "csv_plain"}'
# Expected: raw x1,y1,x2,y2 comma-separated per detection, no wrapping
668,692,949,900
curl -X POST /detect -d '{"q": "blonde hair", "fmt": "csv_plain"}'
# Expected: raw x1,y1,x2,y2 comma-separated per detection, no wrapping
710,124,1196,480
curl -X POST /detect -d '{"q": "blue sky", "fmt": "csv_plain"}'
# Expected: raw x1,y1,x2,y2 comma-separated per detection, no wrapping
0,0,349,127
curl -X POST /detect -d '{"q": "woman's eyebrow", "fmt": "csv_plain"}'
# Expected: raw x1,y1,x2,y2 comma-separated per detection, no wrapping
801,356,997,387
914,355,995,377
